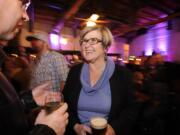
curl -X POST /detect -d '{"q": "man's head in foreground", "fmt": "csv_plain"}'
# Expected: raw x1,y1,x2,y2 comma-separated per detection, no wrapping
0,0,30,40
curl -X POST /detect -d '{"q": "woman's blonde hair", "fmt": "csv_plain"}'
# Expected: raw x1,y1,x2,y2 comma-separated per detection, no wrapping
80,25,114,49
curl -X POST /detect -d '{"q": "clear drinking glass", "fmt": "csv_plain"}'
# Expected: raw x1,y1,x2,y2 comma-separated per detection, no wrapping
44,91,64,114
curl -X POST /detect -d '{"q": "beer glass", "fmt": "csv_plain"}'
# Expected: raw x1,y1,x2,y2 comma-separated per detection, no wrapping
44,91,64,114
90,117,107,135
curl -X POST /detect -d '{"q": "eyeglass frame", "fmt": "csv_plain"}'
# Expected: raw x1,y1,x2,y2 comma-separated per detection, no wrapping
20,0,31,10
80,38,103,46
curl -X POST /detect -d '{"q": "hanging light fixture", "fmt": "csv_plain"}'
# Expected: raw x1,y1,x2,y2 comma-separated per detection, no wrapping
86,14,99,26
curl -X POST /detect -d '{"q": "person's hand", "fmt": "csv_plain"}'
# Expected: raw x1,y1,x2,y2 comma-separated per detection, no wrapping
105,124,116,135
32,82,51,106
35,103,69,135
74,123,91,135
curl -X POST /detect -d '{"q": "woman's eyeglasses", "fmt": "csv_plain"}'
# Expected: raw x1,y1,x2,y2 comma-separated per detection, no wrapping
80,38,102,46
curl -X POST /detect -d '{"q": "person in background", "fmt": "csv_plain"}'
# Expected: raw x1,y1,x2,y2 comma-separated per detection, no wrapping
133,54,168,135
26,31,69,92
63,25,139,135
17,45,30,64
0,0,68,135
2,55,31,93
0,39,8,70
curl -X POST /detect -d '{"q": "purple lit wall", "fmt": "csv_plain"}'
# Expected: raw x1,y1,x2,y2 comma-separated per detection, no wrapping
49,33,81,51
50,33,60,50
108,38,126,54
145,22,169,56
130,20,180,62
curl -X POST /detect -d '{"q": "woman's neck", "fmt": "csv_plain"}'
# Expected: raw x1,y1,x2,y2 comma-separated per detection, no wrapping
89,59,106,72
88,59,106,86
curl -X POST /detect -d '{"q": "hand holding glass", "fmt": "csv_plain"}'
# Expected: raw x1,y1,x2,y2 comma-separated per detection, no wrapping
44,92,64,114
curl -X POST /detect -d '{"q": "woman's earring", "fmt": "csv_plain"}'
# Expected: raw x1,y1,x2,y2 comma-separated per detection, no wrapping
104,52,107,61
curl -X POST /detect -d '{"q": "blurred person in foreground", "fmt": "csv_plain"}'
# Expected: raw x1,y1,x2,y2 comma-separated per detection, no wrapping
0,0,68,135
63,25,139,135
26,31,69,92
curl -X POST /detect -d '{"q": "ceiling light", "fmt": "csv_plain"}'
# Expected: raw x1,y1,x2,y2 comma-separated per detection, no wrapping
89,14,99,21
86,21,96,27
60,37,68,45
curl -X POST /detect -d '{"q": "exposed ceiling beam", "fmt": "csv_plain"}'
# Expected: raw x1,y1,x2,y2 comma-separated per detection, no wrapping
149,1,174,14
52,0,86,33
115,11,180,37
138,15,155,21
142,10,160,18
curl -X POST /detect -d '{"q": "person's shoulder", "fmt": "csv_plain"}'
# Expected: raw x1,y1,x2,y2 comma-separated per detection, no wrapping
70,63,83,70
113,64,133,78
115,64,132,73
49,51,66,59
50,51,63,56
66,63,83,78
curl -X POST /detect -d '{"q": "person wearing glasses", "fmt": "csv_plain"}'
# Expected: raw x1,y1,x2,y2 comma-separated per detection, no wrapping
0,0,68,135
63,25,139,135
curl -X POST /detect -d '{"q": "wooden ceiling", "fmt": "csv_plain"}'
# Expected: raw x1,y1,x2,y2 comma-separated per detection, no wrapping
31,0,180,38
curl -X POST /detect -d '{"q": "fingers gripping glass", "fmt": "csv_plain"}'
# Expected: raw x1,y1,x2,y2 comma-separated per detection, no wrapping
80,38,102,46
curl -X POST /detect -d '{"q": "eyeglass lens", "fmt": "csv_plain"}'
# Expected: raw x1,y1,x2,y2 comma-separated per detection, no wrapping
81,38,102,45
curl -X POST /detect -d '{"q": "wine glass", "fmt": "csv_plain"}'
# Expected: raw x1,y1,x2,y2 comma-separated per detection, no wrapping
44,91,64,114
